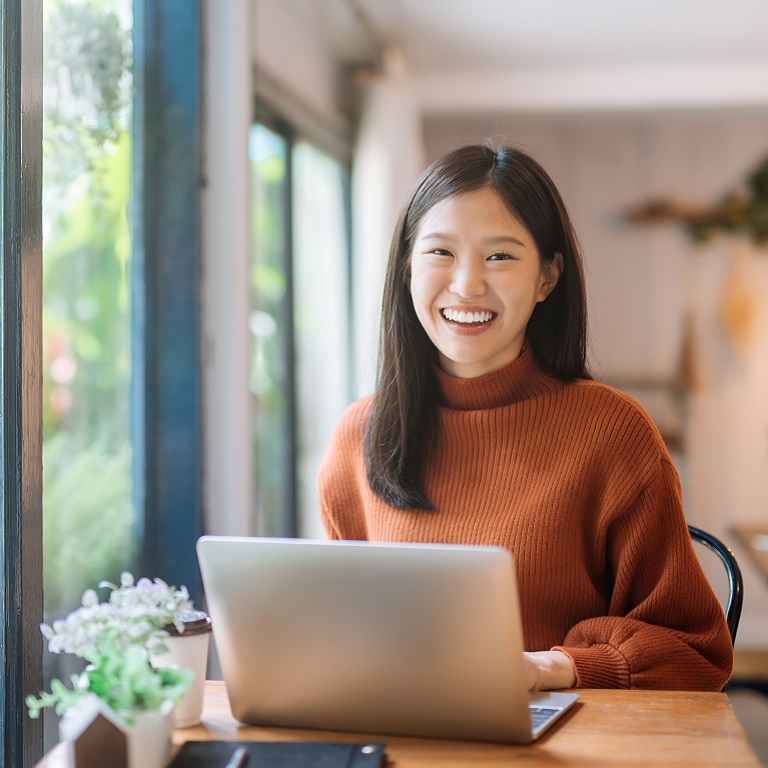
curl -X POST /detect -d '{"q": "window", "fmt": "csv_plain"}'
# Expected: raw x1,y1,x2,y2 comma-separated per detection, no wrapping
42,0,135,624
41,0,135,747
36,0,202,751
249,123,292,535
2,0,200,758
249,118,351,538
292,142,353,538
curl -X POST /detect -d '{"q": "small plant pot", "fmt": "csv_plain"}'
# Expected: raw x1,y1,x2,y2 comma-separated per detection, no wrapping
153,610,212,727
60,695,173,768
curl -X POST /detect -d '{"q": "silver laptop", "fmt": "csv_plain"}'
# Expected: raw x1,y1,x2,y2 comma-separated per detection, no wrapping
196,536,578,744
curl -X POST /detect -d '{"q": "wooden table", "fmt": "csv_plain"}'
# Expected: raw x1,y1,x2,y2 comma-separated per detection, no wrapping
36,681,760,767
732,525,768,582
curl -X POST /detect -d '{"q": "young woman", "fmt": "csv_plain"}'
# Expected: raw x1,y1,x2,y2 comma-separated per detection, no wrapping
317,143,732,692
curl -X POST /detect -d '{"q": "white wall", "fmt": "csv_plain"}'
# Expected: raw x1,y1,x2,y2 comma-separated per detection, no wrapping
252,0,349,154
253,0,338,118
201,0,253,536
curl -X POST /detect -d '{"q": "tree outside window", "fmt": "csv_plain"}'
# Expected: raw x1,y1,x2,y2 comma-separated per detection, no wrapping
41,0,136,737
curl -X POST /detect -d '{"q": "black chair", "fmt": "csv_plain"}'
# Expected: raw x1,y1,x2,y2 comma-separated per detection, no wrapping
688,525,744,645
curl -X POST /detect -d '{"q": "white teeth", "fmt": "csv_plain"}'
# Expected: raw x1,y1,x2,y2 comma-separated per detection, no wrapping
442,308,494,324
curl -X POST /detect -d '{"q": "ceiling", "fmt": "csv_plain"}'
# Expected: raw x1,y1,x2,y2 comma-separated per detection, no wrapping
303,0,768,113
316,0,768,72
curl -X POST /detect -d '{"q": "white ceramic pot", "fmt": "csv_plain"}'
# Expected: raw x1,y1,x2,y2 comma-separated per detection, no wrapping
152,610,212,727
122,702,174,768
60,695,173,768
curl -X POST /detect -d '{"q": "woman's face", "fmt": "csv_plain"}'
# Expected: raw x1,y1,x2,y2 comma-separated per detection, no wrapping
409,187,561,379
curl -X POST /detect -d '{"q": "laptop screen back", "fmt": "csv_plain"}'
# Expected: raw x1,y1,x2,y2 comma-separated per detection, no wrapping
197,537,538,743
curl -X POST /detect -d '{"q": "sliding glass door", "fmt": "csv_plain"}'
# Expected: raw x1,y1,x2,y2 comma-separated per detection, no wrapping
249,118,352,538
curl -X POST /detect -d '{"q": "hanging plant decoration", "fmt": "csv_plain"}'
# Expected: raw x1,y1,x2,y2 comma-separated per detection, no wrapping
626,156,768,246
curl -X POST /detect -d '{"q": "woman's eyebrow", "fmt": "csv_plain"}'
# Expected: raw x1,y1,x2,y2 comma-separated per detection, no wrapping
418,232,527,247
418,231,455,241
484,235,527,247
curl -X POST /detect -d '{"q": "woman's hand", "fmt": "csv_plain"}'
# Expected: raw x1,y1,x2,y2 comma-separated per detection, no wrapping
523,650,577,691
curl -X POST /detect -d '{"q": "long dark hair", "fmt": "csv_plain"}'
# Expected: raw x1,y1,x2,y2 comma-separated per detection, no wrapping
364,143,590,510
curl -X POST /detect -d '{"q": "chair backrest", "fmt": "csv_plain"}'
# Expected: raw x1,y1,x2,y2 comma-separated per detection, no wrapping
688,525,743,645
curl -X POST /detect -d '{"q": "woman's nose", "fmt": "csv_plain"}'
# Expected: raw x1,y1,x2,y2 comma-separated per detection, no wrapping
449,261,486,298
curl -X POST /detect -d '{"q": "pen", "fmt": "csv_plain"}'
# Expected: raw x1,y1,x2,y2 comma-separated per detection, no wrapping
224,745,249,768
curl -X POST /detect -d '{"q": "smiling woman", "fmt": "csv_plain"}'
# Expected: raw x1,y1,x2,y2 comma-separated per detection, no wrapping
410,187,562,380
317,143,733,695
358,144,587,512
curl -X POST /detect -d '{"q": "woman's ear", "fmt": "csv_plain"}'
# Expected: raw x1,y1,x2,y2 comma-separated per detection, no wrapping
538,251,564,302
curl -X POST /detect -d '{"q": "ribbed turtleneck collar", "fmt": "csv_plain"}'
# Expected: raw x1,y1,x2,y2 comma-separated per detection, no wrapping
435,345,561,411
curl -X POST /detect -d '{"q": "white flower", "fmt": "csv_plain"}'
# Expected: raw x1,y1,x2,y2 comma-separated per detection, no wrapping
41,573,194,659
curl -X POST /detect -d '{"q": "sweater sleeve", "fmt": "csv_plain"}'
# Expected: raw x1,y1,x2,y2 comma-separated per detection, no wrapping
553,459,733,691
317,398,372,542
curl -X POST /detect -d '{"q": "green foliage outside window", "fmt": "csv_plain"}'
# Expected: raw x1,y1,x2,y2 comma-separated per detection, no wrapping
250,125,291,535
43,0,135,615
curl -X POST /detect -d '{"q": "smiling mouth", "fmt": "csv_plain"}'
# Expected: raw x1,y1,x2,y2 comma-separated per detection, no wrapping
441,308,496,326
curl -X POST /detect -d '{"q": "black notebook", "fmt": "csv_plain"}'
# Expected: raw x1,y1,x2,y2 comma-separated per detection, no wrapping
166,740,387,768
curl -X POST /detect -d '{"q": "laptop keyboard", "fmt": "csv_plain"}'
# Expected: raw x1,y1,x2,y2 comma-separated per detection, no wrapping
529,706,560,731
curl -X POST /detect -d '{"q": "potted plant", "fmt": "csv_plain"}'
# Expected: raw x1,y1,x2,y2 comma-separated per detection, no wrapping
27,573,196,768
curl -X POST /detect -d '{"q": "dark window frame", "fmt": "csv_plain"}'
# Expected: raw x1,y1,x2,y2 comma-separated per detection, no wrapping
132,0,203,599
1,0,44,764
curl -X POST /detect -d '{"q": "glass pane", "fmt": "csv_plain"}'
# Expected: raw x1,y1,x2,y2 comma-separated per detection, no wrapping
292,143,351,538
42,0,134,746
249,123,291,535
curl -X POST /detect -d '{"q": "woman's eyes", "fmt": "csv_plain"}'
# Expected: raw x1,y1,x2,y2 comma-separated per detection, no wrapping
426,249,515,260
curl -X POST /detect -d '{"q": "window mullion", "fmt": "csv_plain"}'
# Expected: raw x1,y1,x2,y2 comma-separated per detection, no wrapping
0,0,44,765
133,0,202,598
283,137,299,538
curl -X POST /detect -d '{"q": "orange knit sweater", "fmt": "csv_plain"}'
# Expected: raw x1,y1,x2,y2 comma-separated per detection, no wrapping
317,346,733,691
